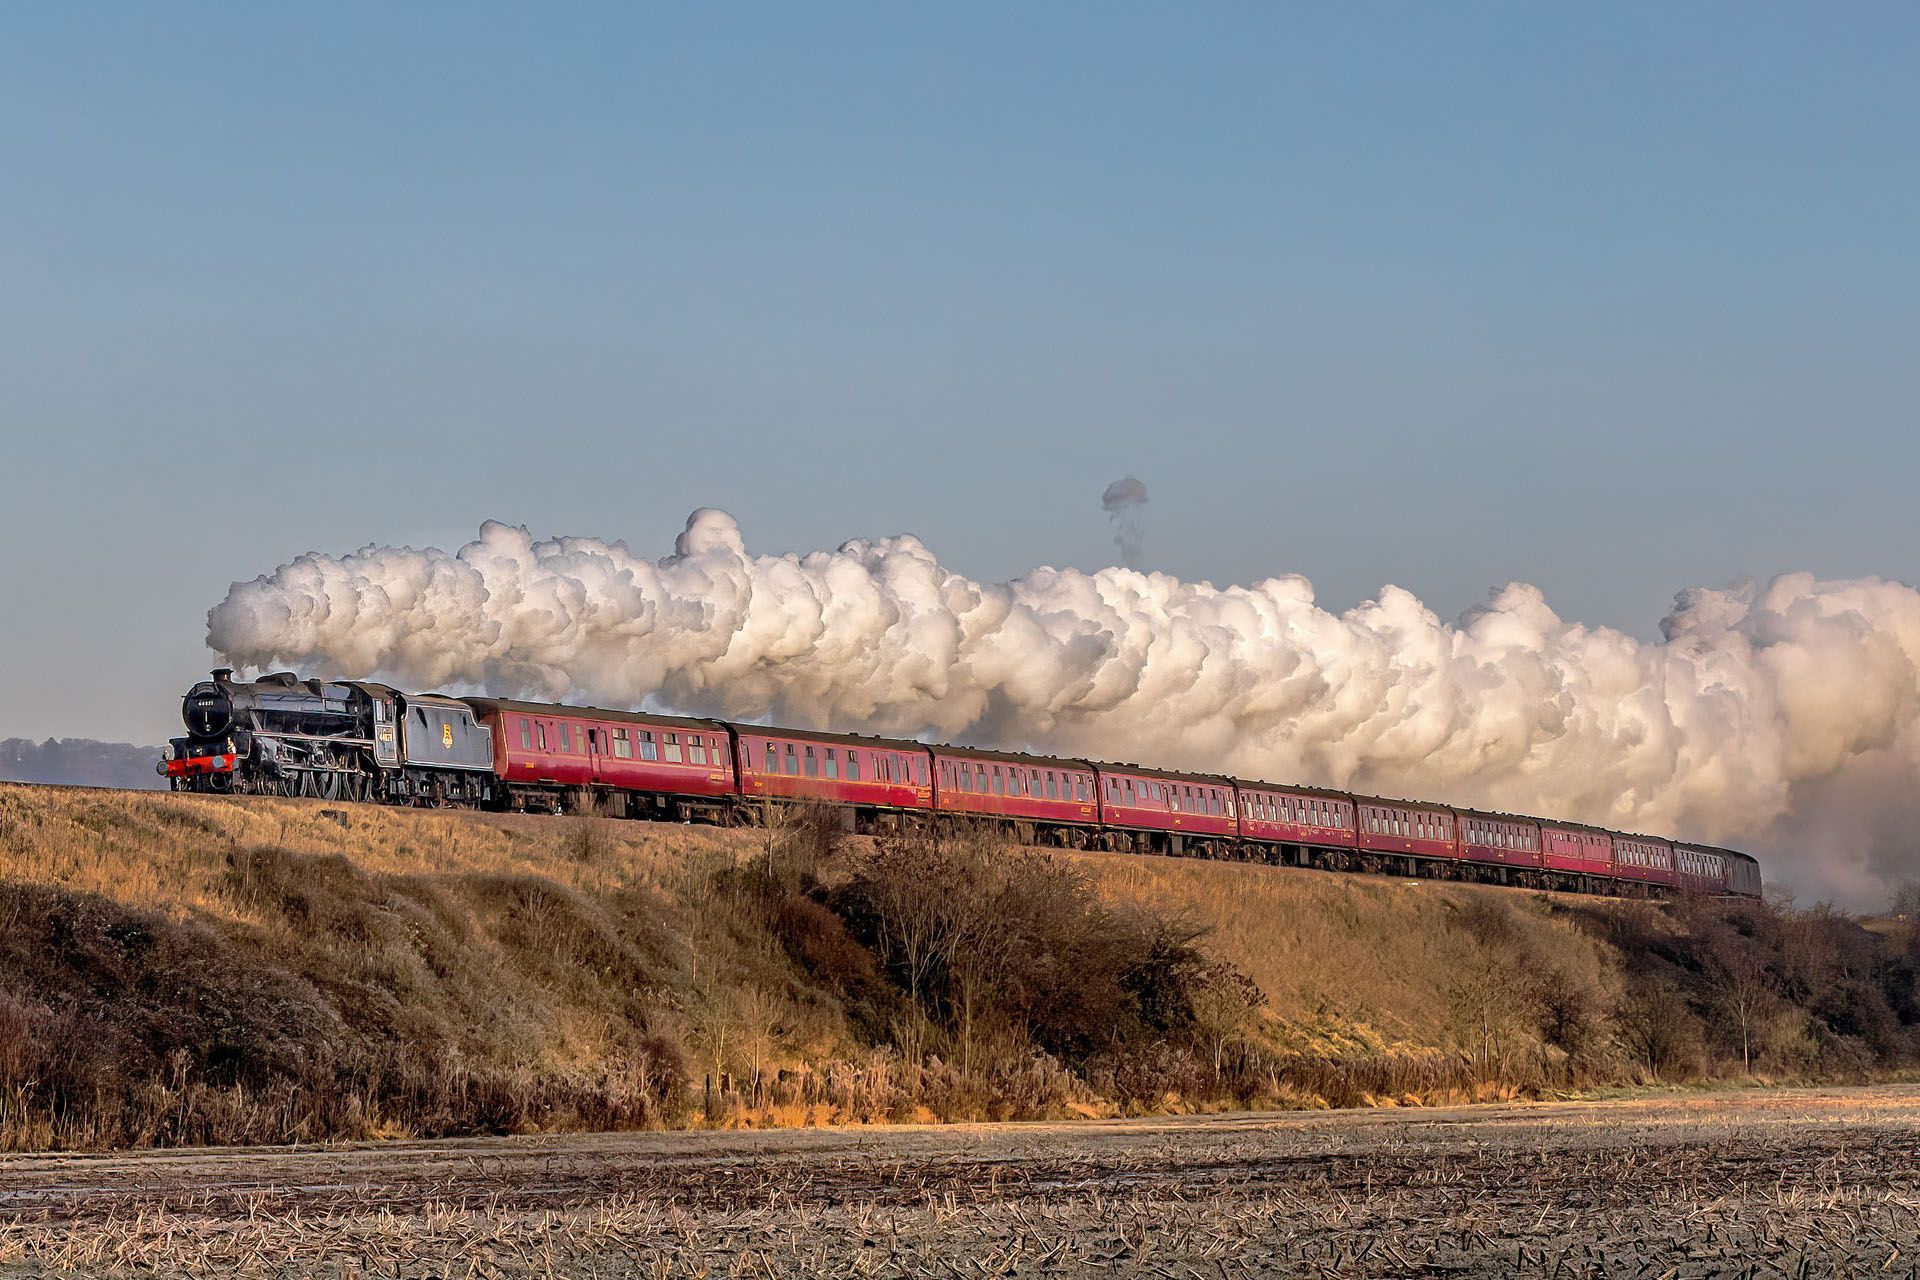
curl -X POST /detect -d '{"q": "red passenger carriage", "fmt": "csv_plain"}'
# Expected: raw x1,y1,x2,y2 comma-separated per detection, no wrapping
1457,810,1543,874
1355,797,1459,868
1540,821,1615,881
467,698,733,819
733,726,932,821
1673,844,1732,896
1610,832,1676,891
1093,764,1238,853
1235,782,1357,860
931,747,1097,842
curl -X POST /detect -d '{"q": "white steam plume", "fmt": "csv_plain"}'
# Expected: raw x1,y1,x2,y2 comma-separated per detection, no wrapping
207,510,1920,905
1101,476,1149,568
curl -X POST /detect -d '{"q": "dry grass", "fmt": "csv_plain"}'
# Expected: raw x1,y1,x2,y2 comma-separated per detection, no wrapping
1076,852,1622,1070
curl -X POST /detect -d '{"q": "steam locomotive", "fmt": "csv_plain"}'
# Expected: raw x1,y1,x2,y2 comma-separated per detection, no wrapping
164,669,494,805
163,669,1761,899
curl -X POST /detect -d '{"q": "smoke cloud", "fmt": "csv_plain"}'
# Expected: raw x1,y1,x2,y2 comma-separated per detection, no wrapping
1101,477,1149,568
207,510,1920,905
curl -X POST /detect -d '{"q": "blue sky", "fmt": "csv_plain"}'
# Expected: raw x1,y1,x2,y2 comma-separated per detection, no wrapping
2,3,1916,743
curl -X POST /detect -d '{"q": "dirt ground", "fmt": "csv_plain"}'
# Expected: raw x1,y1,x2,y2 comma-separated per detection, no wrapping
3,1085,1919,1278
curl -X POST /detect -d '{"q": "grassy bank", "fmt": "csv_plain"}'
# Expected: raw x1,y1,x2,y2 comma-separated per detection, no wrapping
0,782,1912,1149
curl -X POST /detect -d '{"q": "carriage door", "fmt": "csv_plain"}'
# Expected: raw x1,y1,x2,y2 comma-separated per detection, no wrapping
371,699,400,768
586,727,603,785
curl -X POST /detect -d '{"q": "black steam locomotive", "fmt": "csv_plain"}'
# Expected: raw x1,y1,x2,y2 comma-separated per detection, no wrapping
163,669,497,805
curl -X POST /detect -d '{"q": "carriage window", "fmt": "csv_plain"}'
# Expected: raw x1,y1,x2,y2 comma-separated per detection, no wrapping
784,744,798,774
766,743,778,773
519,718,532,750
613,728,633,759
663,732,681,762
846,752,860,780
689,736,707,765
824,748,838,778
536,723,547,751
804,746,818,777
638,731,658,762
559,723,572,753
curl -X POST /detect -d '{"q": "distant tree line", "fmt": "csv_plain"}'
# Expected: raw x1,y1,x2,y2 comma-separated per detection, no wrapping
0,738,165,791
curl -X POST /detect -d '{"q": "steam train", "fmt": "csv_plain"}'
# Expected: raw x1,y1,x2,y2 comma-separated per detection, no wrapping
164,669,1762,899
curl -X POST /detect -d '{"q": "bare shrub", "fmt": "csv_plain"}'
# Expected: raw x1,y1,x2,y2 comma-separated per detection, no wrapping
831,827,1259,1102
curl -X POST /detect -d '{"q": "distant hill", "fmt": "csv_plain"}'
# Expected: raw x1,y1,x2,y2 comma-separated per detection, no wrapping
0,737,165,790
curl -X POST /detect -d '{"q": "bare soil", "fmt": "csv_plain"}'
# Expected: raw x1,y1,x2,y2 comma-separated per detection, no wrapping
3,1084,1918,1277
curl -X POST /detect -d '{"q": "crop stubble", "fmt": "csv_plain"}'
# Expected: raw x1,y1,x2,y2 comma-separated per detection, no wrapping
2,1085,1917,1277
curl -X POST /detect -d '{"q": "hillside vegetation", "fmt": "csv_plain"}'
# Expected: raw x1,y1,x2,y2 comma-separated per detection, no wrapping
0,782,1914,1150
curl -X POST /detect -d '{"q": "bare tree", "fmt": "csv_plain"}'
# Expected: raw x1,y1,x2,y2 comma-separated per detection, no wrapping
1616,980,1699,1080
1705,930,1774,1074
734,985,786,1104
1190,962,1264,1081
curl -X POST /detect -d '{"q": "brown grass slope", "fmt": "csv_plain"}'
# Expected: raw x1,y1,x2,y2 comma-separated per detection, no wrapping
0,782,1912,1150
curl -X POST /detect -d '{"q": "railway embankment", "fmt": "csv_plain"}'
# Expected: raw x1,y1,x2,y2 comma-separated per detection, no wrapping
0,781,1911,1150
